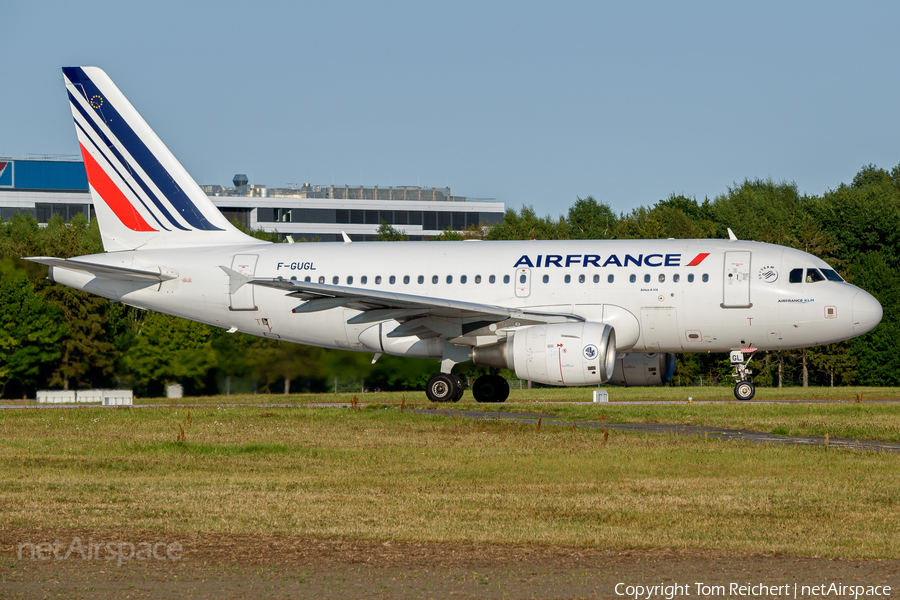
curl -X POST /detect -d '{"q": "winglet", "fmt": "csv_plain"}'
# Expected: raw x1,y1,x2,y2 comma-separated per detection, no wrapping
342,231,352,244
727,228,738,241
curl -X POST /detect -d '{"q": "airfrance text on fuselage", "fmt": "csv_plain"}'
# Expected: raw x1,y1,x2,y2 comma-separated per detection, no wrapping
513,253,709,269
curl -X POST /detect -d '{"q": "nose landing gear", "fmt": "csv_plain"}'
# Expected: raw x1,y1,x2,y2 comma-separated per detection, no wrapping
730,350,755,401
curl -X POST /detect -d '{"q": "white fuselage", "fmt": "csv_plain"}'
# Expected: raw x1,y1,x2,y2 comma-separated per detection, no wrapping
48,238,881,357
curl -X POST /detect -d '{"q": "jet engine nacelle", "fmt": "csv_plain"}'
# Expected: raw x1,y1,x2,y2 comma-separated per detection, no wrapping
473,322,616,386
609,352,676,386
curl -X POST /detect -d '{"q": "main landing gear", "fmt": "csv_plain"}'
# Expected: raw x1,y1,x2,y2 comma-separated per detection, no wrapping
425,369,509,403
425,373,464,403
730,350,755,401
472,369,509,403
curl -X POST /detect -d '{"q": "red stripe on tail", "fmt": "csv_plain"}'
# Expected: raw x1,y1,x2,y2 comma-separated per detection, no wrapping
686,252,710,267
79,143,156,232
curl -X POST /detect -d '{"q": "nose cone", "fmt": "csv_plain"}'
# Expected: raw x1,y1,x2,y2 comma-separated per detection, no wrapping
852,289,883,336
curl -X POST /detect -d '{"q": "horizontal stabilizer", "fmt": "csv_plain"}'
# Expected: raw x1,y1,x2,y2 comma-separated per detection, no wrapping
26,257,177,282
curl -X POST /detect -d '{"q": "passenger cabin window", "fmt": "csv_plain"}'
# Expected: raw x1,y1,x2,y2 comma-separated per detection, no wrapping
333,276,339,284
361,276,368,284
644,274,651,283
629,274,636,283
658,274,665,283
403,275,410,284
542,275,549,284
375,276,382,284
418,275,424,284
687,274,694,283
608,274,614,283
789,268,803,283
503,275,510,284
673,274,680,283
318,276,325,284
702,274,709,283
519,274,526,284
564,275,571,283
475,275,482,284
432,275,439,284
489,275,496,284
579,274,586,283
460,275,467,284
389,275,396,284
593,274,600,283
347,276,353,285
304,276,311,282
447,275,453,284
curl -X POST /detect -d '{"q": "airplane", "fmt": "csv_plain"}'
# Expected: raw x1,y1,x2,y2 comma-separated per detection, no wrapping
26,67,883,402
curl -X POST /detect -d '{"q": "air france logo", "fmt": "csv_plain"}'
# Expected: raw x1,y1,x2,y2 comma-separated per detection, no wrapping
512,253,709,268
757,265,778,283
583,345,598,360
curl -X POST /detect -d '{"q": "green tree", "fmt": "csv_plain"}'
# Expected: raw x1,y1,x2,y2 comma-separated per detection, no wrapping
567,196,618,239
376,221,408,241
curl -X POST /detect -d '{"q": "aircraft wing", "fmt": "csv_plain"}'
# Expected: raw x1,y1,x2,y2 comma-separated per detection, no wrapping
26,257,177,282
242,273,579,340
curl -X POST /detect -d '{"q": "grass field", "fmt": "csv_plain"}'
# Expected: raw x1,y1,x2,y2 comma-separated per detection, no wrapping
2,400,899,559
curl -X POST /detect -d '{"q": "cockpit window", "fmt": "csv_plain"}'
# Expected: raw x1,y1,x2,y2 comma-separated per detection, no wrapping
806,269,825,283
821,269,843,282
789,268,803,283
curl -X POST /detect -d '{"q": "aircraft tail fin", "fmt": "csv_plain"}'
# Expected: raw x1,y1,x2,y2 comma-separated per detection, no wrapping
62,66,260,251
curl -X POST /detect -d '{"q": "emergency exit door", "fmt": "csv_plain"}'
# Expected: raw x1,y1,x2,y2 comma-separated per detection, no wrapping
723,251,751,308
514,268,532,298
229,254,258,311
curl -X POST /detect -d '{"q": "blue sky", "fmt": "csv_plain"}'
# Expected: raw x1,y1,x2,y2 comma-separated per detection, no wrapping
3,1,899,217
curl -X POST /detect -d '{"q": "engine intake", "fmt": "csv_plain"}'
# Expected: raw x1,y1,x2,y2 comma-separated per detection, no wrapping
473,322,616,386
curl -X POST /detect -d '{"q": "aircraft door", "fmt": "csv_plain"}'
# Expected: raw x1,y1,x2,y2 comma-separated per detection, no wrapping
723,251,751,308
229,254,258,311
515,268,531,298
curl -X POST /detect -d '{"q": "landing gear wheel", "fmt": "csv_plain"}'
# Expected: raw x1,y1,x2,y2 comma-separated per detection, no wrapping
472,375,510,403
734,380,755,401
450,374,464,402
426,373,460,403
